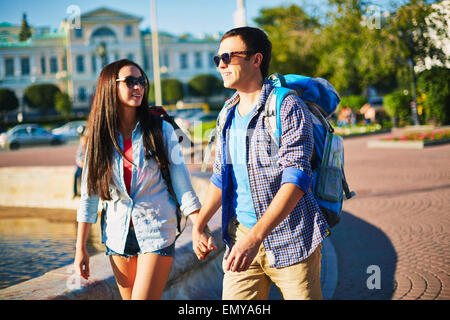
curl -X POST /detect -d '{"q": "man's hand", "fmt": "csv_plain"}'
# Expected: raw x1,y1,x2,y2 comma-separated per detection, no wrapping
224,233,261,272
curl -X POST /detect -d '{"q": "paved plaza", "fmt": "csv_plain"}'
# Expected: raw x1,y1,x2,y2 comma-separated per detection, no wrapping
329,133,450,300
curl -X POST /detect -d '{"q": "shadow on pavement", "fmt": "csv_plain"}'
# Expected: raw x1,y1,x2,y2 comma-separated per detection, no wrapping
328,210,397,300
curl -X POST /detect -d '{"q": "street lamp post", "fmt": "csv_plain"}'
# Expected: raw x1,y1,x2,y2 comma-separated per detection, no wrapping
234,0,247,27
150,0,162,106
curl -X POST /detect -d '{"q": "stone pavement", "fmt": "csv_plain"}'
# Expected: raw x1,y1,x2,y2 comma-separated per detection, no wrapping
328,133,450,300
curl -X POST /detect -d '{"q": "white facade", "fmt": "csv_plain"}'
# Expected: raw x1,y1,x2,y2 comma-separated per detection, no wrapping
0,7,220,111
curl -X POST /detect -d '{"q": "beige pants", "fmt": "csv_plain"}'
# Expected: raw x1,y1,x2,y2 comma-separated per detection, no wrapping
222,219,323,300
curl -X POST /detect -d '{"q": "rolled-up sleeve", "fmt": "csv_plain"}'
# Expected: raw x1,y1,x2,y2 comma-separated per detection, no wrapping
77,148,100,224
277,95,314,193
164,121,201,216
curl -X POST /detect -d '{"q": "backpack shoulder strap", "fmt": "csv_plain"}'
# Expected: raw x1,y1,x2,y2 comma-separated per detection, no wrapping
264,87,298,147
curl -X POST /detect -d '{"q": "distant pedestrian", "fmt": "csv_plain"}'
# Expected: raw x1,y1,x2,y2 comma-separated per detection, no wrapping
73,129,87,198
74,59,204,300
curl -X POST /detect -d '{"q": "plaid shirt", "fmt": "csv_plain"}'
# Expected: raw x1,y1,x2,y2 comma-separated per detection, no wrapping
210,80,329,268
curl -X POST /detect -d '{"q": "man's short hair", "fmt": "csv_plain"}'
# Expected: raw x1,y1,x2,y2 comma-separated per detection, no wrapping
221,27,272,79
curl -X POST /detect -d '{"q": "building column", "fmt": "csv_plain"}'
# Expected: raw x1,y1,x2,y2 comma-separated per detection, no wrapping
0,56,4,79
14,56,21,77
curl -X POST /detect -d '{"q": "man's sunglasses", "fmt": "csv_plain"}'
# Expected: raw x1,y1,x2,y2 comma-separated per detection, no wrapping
116,76,147,88
213,51,254,67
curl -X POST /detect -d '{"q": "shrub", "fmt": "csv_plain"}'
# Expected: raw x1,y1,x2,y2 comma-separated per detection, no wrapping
339,95,368,113
24,83,61,114
149,78,184,104
55,91,72,118
417,67,450,125
188,74,222,101
383,90,412,126
0,88,19,117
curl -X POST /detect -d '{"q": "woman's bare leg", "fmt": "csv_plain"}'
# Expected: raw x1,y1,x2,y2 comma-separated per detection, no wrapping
131,253,173,300
109,255,138,300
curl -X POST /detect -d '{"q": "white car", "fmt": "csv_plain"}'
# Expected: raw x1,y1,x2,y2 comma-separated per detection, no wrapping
51,121,86,139
0,124,65,150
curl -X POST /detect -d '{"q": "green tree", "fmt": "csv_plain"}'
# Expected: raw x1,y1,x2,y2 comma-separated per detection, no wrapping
384,90,412,126
24,83,61,115
188,74,222,102
254,4,321,77
149,78,184,104
339,95,368,113
55,91,72,118
417,67,450,125
19,13,32,41
0,88,19,120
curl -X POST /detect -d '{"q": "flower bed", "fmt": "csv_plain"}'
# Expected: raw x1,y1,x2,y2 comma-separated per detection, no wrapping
368,127,450,149
381,128,450,142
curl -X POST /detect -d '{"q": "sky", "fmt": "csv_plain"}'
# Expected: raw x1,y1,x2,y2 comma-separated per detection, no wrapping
0,0,398,37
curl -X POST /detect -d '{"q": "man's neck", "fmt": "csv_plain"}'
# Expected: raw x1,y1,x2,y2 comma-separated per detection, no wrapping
236,78,264,117
237,90,261,117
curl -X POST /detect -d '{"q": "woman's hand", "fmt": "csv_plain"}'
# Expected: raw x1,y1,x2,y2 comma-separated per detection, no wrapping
74,246,90,280
192,225,217,260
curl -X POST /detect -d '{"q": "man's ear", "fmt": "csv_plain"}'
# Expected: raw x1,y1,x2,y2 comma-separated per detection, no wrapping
253,52,263,67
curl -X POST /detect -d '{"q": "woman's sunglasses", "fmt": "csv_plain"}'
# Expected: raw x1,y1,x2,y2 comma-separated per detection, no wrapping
213,51,254,67
116,76,147,88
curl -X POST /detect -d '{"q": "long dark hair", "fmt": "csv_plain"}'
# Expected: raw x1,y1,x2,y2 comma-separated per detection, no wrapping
85,59,169,200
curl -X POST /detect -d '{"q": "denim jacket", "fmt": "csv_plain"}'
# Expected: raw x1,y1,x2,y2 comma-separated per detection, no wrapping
211,80,329,268
77,121,201,254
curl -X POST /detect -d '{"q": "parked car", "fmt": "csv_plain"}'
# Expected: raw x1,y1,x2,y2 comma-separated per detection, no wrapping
51,120,86,140
0,124,65,150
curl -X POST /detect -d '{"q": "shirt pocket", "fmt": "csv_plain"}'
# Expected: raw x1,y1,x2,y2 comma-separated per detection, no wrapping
253,133,279,168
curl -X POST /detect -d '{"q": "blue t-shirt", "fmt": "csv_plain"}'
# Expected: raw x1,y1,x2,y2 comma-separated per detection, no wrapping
228,104,257,229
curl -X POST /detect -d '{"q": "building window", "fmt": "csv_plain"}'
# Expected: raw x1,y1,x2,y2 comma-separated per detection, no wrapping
125,25,133,37
74,28,83,38
40,56,46,74
194,52,202,69
21,57,30,75
163,52,169,69
91,55,97,73
209,52,216,68
127,53,134,62
50,57,58,73
78,87,86,102
62,56,67,71
180,53,188,69
5,58,14,76
76,55,85,73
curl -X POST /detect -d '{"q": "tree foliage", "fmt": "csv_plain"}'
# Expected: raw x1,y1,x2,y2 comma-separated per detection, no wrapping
188,74,222,101
254,4,320,76
149,78,184,104
19,13,32,41
55,91,72,118
24,83,61,114
253,0,449,99
417,67,450,124
384,90,412,126
0,88,19,113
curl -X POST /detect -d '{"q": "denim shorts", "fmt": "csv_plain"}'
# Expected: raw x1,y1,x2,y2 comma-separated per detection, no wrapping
105,226,175,258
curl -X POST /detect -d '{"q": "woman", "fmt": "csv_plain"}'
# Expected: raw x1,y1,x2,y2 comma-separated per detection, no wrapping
74,59,209,300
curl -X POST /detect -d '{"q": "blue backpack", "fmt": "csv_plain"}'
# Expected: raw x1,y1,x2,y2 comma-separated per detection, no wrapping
202,73,355,228
265,73,355,228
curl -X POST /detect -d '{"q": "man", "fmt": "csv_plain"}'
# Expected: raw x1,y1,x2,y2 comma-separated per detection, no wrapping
192,27,329,300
